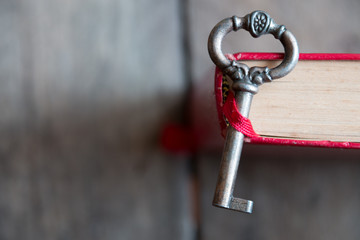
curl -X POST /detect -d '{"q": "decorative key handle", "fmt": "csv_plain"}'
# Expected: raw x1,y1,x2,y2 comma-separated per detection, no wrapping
208,10,299,213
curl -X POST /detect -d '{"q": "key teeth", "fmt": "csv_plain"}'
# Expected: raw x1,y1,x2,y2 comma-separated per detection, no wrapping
213,197,254,213
230,197,254,213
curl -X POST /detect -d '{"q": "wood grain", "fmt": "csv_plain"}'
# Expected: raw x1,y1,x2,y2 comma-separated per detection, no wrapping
0,0,191,239
1,0,360,239
200,146,360,240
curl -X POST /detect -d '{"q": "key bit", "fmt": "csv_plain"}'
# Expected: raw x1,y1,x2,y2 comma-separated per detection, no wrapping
208,10,299,213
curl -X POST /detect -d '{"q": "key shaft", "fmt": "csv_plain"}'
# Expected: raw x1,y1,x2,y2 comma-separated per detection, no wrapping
213,91,254,213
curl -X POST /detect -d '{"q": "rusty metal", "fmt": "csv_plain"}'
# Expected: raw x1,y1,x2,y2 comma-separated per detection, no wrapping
208,10,299,213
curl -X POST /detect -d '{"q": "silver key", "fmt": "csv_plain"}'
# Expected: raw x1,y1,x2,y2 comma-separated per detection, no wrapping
208,11,299,213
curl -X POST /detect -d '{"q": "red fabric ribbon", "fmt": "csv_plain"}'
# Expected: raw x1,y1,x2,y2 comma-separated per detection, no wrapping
214,65,259,138
222,92,259,138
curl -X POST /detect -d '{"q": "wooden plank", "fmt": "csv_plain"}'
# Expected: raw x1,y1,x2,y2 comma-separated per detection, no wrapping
200,146,360,240
189,0,360,239
0,0,190,239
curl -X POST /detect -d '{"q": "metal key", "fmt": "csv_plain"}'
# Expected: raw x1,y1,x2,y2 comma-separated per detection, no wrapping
208,11,299,213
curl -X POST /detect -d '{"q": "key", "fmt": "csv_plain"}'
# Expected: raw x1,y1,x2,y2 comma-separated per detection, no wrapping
208,11,299,213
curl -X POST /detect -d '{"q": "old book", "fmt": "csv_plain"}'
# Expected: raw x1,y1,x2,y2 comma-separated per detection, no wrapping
161,53,360,152
216,53,360,148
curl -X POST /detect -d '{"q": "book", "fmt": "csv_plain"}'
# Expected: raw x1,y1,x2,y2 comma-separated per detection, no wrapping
161,53,360,152
216,53,360,148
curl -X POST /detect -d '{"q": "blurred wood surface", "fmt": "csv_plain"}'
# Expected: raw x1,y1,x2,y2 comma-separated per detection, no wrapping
0,0,360,239
0,0,191,239
199,146,360,240
189,0,360,239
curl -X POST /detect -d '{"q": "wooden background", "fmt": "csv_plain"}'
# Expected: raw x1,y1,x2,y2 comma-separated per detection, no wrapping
0,0,359,239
